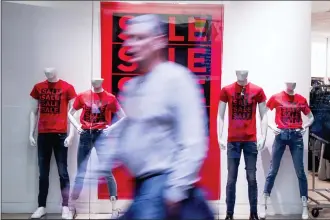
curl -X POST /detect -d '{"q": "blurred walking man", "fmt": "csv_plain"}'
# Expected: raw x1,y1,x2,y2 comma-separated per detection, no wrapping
94,14,214,219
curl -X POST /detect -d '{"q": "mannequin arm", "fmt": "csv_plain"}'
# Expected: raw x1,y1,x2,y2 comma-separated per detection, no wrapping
258,102,268,139
29,98,39,146
217,101,227,149
303,112,314,129
68,107,83,133
257,102,268,150
103,107,127,136
67,99,75,138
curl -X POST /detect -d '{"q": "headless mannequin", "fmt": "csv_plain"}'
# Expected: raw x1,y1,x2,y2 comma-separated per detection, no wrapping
260,82,314,220
29,67,75,147
217,70,268,151
68,78,125,218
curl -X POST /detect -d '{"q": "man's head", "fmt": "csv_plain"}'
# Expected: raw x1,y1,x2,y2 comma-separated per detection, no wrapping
123,14,167,67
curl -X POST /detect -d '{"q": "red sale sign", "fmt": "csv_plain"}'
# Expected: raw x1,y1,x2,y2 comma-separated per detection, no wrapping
99,2,224,200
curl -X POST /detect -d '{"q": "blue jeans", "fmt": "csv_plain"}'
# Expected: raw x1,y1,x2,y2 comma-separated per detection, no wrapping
264,129,308,197
37,133,70,207
226,142,258,215
119,174,214,220
71,129,117,200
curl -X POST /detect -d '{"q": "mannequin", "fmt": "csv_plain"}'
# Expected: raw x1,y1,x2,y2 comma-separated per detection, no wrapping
217,70,268,220
260,82,314,220
29,67,77,219
68,78,125,219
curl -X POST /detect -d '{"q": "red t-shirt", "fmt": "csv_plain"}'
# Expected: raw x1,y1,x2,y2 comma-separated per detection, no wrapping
267,91,311,129
219,82,267,142
73,90,120,130
30,80,77,133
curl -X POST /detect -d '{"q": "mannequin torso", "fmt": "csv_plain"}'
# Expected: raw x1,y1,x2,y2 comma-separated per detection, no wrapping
217,70,268,150
267,82,314,134
68,78,125,134
29,68,76,147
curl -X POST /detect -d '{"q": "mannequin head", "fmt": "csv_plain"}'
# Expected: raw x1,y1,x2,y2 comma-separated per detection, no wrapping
91,78,104,89
285,81,296,92
44,67,57,81
236,70,248,85
123,14,167,72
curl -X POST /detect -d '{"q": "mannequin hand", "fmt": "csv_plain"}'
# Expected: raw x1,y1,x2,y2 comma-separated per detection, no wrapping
102,125,112,136
269,124,281,135
77,126,84,134
257,136,266,151
64,135,73,147
300,127,307,136
29,136,36,147
219,139,227,150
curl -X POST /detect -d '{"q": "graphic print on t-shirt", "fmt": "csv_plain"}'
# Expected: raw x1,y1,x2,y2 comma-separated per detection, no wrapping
232,93,253,120
280,105,303,125
83,102,107,124
39,88,62,114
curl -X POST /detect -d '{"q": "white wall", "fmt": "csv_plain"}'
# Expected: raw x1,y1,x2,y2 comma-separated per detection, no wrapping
311,35,330,78
2,0,312,216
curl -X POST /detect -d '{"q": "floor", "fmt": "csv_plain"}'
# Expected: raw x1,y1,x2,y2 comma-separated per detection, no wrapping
2,172,330,219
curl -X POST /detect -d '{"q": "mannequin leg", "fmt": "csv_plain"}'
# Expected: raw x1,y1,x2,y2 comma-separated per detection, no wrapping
31,134,53,218
261,136,286,219
288,134,308,219
53,133,71,219
71,131,93,201
226,142,242,219
53,133,70,206
94,131,119,218
242,142,258,219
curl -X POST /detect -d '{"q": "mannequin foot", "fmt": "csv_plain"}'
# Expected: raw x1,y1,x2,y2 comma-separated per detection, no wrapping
249,213,259,220
225,213,234,220
301,196,309,219
259,194,269,219
61,206,73,219
31,207,46,219
110,208,121,219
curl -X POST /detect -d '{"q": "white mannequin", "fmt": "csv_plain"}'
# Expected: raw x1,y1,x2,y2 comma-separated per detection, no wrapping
260,81,314,220
217,70,268,151
29,67,75,147
29,67,75,219
68,78,125,218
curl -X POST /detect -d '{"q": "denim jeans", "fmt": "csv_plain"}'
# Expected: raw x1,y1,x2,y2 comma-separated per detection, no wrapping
264,129,308,197
119,174,214,220
71,129,117,200
226,141,258,215
37,133,70,207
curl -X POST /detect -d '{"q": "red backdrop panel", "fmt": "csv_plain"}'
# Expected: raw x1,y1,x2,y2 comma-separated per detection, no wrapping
99,2,224,200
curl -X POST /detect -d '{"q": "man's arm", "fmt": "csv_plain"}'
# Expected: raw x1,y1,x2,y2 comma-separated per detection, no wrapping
164,72,208,203
64,99,76,147
29,98,39,146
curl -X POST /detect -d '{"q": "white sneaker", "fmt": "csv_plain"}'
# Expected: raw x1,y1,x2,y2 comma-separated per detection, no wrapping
110,209,121,219
62,206,73,219
259,194,269,219
302,196,309,219
31,207,46,219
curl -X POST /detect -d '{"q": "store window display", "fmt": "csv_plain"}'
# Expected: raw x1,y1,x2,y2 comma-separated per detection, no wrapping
68,78,125,219
29,68,77,219
260,82,314,220
217,70,268,220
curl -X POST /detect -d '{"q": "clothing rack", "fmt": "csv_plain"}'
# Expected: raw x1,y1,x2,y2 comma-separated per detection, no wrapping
308,133,330,218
